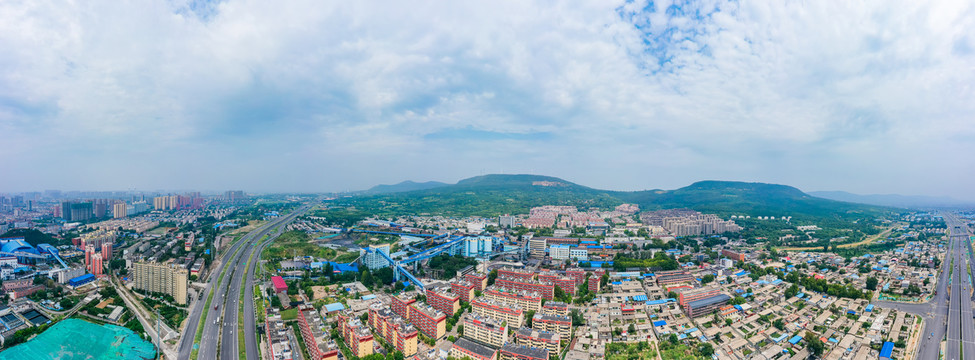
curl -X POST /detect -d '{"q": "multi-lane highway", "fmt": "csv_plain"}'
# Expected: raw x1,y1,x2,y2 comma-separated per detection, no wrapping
178,205,309,360
944,213,975,360
874,212,973,360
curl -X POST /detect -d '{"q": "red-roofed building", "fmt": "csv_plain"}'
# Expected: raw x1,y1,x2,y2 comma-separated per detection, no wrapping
272,276,288,293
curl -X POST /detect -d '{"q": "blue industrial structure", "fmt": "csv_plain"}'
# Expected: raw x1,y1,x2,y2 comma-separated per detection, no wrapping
68,274,96,287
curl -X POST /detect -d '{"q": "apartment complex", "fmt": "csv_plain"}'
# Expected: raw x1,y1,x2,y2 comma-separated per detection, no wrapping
132,262,188,305
391,293,416,319
367,303,418,357
408,302,447,339
498,267,535,282
451,337,498,360
472,297,525,328
640,209,741,236
463,312,508,348
513,328,561,354
531,313,571,339
267,309,296,360
500,343,549,360
483,286,542,312
112,202,127,218
655,270,696,286
721,249,746,262
297,305,339,360
451,280,477,303
679,287,721,309
686,294,732,318
426,287,460,316
338,314,375,358
496,276,555,300
465,272,488,291
541,302,569,317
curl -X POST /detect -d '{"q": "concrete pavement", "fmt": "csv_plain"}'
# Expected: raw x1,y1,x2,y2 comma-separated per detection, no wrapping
179,205,308,359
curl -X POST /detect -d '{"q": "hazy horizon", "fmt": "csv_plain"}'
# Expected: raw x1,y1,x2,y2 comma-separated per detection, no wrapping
2,1,974,200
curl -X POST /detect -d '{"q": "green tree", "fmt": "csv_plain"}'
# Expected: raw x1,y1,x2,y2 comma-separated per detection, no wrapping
697,343,714,357
805,331,824,356
701,274,715,285
785,283,800,298
361,269,374,288
773,318,785,330
865,277,878,291
525,310,536,327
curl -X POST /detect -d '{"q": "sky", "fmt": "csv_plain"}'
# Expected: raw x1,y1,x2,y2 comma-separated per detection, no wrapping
2,0,975,198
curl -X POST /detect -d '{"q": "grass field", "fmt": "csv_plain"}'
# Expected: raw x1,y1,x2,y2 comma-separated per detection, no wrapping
263,230,337,259
280,308,298,321
778,225,897,251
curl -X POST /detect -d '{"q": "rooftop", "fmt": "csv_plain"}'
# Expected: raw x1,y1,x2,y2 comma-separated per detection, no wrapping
515,327,560,342
687,294,731,309
501,343,549,359
453,337,498,359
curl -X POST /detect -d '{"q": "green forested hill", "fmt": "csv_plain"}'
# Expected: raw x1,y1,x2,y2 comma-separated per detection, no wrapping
343,174,893,220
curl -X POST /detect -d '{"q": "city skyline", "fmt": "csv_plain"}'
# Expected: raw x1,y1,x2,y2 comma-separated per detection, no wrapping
2,1,975,199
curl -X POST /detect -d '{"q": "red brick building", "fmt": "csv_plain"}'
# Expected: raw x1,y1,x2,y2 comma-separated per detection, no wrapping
496,276,555,300
408,302,446,339
426,287,460,316
391,293,416,319
368,303,418,357
498,267,535,282
297,305,339,360
451,280,477,303
465,272,488,291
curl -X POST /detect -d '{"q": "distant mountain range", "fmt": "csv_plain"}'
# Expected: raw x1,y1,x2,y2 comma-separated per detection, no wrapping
347,174,892,220
808,191,971,208
363,180,449,194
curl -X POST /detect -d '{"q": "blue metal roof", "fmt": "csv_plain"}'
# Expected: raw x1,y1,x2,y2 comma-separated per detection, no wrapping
323,303,345,312
645,298,675,305
632,295,648,301
653,320,667,327
865,304,874,312
880,341,894,358
789,335,803,344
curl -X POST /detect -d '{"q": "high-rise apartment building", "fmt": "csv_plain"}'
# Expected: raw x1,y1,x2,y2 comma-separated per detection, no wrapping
85,245,95,272
101,242,112,262
113,202,127,218
90,254,103,276
132,262,189,305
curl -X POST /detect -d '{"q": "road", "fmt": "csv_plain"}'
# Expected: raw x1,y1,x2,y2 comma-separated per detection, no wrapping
873,212,973,360
944,212,975,360
223,211,299,360
178,205,309,360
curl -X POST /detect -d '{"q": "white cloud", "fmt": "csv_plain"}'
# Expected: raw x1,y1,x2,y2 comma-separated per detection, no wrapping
0,0,974,198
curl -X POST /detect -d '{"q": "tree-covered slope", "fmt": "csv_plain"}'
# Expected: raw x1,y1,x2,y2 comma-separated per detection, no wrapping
345,175,892,219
